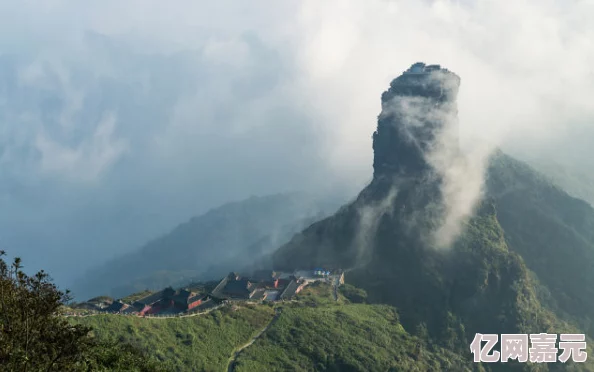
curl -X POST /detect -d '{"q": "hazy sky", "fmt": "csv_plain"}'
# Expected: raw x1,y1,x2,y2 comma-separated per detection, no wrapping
0,0,592,288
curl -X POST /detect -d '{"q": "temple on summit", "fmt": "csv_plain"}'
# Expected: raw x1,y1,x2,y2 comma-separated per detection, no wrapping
403,62,449,75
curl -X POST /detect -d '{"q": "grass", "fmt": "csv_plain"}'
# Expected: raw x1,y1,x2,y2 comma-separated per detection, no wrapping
294,281,339,305
71,303,274,371
71,276,594,371
71,283,474,371
231,283,473,372
78,282,594,371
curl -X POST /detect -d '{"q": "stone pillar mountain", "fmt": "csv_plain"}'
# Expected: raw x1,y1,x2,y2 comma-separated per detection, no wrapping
270,63,590,359
373,62,461,178
273,62,464,271
270,62,594,360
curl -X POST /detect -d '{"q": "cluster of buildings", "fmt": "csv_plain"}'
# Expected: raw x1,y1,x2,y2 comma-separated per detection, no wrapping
313,268,331,277
404,62,447,75
212,270,298,302
103,287,211,316
212,269,344,302
92,268,344,316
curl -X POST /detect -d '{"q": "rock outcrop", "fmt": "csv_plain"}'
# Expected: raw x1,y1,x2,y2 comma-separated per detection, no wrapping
373,62,461,178
273,62,461,271
271,63,594,365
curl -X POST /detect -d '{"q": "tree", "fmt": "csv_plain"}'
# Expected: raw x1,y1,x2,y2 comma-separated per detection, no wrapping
0,250,166,371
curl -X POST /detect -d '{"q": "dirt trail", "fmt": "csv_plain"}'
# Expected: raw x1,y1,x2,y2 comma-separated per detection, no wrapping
63,303,224,319
332,276,340,301
226,307,282,372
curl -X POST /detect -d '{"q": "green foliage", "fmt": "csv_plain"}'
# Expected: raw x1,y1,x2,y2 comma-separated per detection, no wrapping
293,281,337,306
0,251,94,370
234,284,473,372
487,153,594,336
80,340,169,371
71,283,478,371
72,304,275,371
339,283,368,303
523,156,594,207
272,151,594,371
69,281,594,371
0,251,162,371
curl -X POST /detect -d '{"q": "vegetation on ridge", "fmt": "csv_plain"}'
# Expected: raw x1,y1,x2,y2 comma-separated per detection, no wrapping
0,251,164,371
273,163,594,371
72,304,275,371
487,153,594,337
73,282,481,372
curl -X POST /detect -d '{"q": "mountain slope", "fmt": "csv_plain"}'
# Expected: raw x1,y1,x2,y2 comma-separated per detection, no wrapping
74,193,342,299
487,153,594,335
272,63,594,370
510,153,594,208
71,303,275,371
233,284,476,372
72,283,478,372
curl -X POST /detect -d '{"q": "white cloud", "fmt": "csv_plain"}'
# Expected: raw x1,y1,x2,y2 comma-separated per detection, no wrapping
34,113,128,182
0,0,593,285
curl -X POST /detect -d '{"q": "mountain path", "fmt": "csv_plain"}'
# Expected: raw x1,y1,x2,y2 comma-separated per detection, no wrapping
63,303,224,319
226,307,282,372
332,276,339,301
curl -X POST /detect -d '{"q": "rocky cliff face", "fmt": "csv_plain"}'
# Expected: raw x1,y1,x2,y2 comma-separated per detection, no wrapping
271,63,594,366
273,62,462,271
372,62,461,178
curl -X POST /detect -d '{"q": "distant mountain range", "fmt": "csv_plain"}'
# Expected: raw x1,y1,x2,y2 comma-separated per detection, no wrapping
73,192,344,299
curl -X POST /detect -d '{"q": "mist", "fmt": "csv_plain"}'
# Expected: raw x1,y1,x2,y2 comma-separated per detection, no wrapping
0,0,592,289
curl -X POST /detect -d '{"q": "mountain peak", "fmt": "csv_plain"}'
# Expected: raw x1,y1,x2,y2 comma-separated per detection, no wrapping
373,62,461,178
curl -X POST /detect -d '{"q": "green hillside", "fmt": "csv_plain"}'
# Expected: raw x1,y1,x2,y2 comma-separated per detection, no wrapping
487,152,594,336
71,283,481,372
272,166,594,371
71,304,275,371
270,64,594,371
517,155,594,208
234,284,475,372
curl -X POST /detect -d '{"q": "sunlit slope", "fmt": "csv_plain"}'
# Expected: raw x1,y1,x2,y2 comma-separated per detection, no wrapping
487,152,594,336
72,284,479,372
